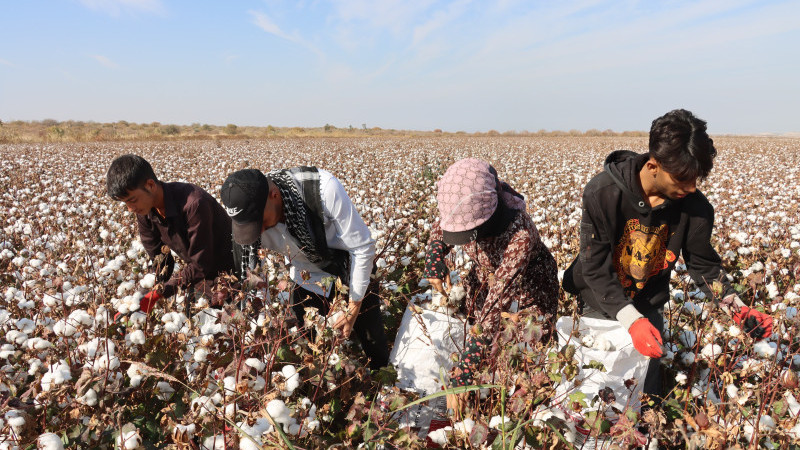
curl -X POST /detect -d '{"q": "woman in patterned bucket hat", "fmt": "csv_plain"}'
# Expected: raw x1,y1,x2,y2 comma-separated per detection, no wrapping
423,158,558,408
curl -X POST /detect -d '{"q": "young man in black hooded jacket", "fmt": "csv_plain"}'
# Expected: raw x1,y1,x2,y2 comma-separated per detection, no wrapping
563,109,773,398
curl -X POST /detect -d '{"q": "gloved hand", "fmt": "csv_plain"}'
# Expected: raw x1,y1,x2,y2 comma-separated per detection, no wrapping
733,306,772,339
139,291,162,314
629,318,663,358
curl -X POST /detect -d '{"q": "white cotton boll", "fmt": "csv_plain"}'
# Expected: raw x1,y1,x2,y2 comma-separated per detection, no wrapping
729,325,741,337
211,392,224,405
418,278,430,288
280,365,300,396
266,399,291,426
428,427,452,446
288,422,301,435
489,415,511,429
117,281,135,296
6,330,27,345
376,258,387,269
453,418,475,435
245,358,266,372
223,376,237,394
191,396,215,417
675,372,688,385
28,337,53,351
766,282,780,299
93,354,120,372
126,330,146,346
593,336,614,352
194,347,209,363
0,344,16,360
749,261,765,272
41,361,72,391
27,358,43,376
251,376,266,392
79,388,98,406
784,392,800,417
43,293,61,307
172,423,196,441
681,352,695,365
700,344,722,359
37,432,64,450
449,285,466,303
754,341,777,358
328,353,340,366
139,273,157,289
6,410,26,431
679,330,697,348
225,403,237,418
127,364,146,387
116,423,142,449
53,319,77,337
400,256,411,266
726,384,739,400
156,381,175,400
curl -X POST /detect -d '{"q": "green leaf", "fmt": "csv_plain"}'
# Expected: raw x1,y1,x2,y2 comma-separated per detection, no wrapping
569,391,588,408
582,360,607,372
392,384,499,412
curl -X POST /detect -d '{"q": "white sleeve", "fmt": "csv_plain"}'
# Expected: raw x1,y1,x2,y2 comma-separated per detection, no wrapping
320,173,376,302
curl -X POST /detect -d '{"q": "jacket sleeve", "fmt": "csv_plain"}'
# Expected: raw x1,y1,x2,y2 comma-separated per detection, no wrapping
477,216,537,333
136,214,162,260
579,189,643,329
163,199,217,298
423,220,452,279
321,176,376,302
683,202,736,302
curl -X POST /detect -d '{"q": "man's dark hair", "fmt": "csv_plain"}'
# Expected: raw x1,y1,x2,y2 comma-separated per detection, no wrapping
649,109,716,181
106,154,159,200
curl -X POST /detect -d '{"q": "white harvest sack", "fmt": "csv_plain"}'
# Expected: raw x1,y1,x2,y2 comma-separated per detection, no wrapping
390,304,466,395
554,316,650,414
389,304,465,434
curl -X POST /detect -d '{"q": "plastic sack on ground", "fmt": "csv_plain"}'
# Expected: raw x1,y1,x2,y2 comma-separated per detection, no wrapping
554,315,650,416
389,303,466,434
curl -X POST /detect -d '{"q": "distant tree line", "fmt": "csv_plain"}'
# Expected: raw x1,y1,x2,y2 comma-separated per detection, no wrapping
0,119,648,144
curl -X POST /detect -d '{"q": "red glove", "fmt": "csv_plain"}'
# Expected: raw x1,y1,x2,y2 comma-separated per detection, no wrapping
733,306,773,339
629,318,663,358
139,291,162,314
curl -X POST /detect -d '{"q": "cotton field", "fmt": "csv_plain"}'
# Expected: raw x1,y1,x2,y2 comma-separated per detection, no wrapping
1,136,800,449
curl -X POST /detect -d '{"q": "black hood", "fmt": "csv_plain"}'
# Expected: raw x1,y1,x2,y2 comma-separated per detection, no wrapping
602,150,659,214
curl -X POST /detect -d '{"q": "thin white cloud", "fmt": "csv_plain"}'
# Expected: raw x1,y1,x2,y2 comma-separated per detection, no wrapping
0,58,15,68
89,54,119,69
248,10,322,56
77,0,165,16
412,0,471,46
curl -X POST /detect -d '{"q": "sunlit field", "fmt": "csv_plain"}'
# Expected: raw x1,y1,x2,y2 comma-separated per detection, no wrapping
2,136,800,449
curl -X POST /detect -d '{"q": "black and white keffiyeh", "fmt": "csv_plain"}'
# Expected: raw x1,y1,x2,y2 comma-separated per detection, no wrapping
267,169,325,265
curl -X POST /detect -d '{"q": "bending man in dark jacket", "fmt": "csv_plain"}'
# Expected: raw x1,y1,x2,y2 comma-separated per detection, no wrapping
563,109,773,397
107,154,235,314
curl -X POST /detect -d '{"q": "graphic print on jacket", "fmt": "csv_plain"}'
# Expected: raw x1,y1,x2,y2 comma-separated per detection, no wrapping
614,218,676,296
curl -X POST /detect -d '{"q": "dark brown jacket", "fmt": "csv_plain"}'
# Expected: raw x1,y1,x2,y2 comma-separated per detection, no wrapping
136,182,234,298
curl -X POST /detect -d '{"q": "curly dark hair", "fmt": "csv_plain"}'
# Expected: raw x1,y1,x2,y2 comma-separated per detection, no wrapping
649,109,716,181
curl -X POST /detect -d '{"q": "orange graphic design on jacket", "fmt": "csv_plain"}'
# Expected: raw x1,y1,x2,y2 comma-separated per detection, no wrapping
614,219,676,296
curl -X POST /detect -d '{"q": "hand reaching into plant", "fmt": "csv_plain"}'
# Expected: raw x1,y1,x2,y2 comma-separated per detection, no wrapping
332,300,362,339
428,273,451,296
139,290,162,314
732,306,773,339
629,318,663,358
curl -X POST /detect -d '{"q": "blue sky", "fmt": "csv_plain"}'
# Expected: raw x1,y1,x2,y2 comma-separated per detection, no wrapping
1,0,798,134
